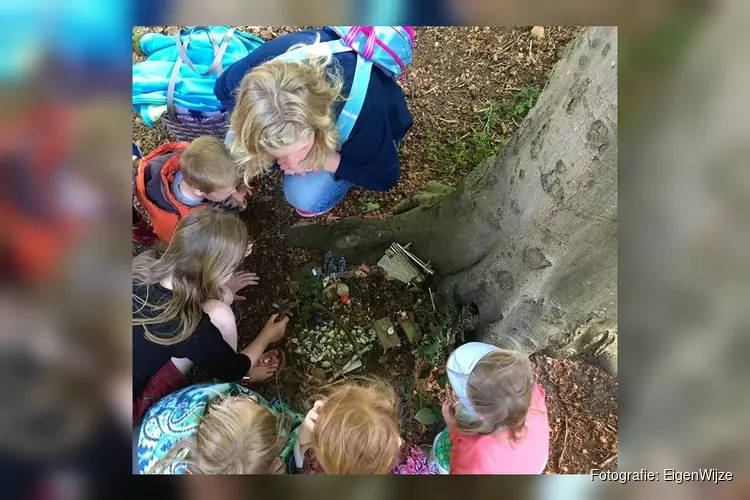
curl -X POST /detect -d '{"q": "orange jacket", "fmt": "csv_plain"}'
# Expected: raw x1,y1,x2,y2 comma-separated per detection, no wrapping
0,105,82,285
133,142,206,243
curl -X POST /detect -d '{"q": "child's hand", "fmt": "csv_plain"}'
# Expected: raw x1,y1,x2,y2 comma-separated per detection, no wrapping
260,314,289,342
270,457,287,474
299,400,324,448
441,399,456,427
229,189,248,211
225,271,260,301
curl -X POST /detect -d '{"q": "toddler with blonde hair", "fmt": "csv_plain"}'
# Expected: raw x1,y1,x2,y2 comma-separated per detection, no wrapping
134,135,250,244
432,342,550,474
292,377,433,474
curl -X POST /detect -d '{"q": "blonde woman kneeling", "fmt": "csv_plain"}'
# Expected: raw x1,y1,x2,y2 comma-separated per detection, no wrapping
215,28,413,217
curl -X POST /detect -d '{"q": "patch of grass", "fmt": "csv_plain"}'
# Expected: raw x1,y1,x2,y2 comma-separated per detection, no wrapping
132,27,145,56
426,102,508,174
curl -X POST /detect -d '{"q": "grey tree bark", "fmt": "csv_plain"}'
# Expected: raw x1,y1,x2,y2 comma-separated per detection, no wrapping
288,27,618,374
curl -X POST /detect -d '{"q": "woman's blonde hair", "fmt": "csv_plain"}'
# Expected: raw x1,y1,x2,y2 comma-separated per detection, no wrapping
150,395,282,474
311,377,402,474
132,210,247,345
229,35,344,186
454,350,534,442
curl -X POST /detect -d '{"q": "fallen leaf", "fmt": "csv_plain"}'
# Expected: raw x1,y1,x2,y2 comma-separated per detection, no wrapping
415,407,438,425
361,202,381,213
336,283,349,297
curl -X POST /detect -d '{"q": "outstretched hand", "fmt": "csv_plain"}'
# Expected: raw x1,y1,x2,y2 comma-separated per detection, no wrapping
225,271,260,301
299,400,324,448
441,399,457,428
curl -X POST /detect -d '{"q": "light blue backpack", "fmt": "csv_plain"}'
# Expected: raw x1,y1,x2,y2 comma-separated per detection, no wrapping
274,26,415,146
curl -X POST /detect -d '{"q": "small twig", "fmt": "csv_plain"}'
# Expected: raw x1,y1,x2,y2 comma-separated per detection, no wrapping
253,227,275,242
428,287,436,312
424,85,439,95
437,117,458,124
598,454,617,469
558,415,569,471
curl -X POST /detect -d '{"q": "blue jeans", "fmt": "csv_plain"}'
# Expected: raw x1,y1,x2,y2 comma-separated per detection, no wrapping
283,171,354,213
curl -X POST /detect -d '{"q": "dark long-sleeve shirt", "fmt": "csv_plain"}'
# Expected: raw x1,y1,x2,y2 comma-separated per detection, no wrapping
132,283,251,400
214,28,413,191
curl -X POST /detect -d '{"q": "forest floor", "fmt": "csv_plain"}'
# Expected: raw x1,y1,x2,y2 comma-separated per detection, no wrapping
132,26,617,474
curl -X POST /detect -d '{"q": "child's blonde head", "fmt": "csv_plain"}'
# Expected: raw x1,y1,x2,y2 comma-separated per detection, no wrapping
455,350,534,442
312,377,402,474
151,395,282,474
181,136,239,199
229,37,343,185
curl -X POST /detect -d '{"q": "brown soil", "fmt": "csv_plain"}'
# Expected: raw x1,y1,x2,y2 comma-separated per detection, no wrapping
534,354,618,474
133,26,617,474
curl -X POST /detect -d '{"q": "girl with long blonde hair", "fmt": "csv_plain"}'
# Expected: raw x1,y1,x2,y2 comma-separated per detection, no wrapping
132,210,288,422
215,28,413,217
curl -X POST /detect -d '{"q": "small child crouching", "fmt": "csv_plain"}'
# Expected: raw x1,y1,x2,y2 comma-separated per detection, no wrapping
432,342,550,474
134,136,250,243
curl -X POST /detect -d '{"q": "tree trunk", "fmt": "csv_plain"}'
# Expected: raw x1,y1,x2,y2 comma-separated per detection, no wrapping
288,27,618,374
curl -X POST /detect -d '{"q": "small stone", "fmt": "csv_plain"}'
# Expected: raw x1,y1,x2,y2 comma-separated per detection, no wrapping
531,26,545,39
321,361,331,368
291,338,299,344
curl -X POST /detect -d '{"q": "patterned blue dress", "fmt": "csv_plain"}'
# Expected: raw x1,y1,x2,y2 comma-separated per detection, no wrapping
136,383,303,474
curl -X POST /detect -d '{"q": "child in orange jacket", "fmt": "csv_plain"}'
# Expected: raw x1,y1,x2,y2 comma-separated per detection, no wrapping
133,136,250,244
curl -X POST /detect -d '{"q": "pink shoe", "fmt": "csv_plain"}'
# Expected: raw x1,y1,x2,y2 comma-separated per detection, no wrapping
296,207,331,218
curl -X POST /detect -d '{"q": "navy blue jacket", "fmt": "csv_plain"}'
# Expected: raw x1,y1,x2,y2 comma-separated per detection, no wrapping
214,28,413,191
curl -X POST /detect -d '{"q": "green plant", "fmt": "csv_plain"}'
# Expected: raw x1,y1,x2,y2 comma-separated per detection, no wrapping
296,275,323,325
503,86,540,118
361,201,380,213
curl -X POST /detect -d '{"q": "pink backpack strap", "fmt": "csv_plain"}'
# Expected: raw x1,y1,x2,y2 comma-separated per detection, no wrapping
343,27,362,46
